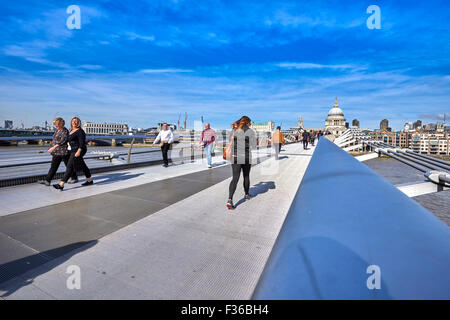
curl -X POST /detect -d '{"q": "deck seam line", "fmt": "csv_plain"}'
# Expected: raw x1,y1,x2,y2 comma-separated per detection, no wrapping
0,230,42,256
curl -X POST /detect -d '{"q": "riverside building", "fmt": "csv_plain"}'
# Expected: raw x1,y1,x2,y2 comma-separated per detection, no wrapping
411,132,450,155
251,121,275,133
83,122,129,135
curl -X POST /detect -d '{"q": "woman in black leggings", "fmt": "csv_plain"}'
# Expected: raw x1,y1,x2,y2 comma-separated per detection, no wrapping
226,116,257,210
53,117,93,191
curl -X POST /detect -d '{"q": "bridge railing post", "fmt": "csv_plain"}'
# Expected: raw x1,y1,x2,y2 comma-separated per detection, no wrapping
127,138,135,164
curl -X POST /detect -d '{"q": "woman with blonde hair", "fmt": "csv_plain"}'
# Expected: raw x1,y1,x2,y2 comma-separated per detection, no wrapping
226,115,257,210
54,117,93,190
38,117,77,185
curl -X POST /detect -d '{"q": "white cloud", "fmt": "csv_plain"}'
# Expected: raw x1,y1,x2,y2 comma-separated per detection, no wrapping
3,41,60,59
276,62,361,70
139,69,194,73
125,32,155,42
78,65,103,70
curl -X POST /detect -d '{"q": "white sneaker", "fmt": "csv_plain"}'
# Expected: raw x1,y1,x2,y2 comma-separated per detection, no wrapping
208,165,212,168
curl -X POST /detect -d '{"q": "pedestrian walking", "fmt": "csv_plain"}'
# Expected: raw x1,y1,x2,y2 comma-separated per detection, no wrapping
302,130,310,150
53,117,93,191
310,131,316,146
271,126,285,160
38,117,78,186
153,123,174,167
226,116,257,210
199,122,217,168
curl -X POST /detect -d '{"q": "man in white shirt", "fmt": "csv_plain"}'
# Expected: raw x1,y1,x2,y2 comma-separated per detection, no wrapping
153,123,174,167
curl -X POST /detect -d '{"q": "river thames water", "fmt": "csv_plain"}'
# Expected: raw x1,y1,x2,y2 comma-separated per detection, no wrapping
364,157,450,226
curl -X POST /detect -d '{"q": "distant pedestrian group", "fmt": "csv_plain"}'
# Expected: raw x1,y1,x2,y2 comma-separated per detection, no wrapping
38,116,320,211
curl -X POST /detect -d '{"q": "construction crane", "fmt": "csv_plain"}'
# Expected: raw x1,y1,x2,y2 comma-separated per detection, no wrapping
177,114,181,130
184,112,187,130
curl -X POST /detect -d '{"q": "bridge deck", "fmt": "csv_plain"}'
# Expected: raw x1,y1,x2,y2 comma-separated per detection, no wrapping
0,142,315,299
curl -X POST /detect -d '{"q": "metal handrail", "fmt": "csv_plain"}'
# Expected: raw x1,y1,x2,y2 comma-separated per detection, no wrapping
0,142,284,188
0,142,270,169
0,146,182,168
365,141,450,174
388,150,445,172
0,134,151,141
253,138,450,299
405,150,450,168
397,150,450,171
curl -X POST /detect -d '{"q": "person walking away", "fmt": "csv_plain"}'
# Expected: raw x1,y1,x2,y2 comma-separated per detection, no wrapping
199,122,217,168
153,123,174,167
271,126,285,160
226,116,257,210
39,118,77,186
310,131,316,146
53,117,93,190
302,130,310,150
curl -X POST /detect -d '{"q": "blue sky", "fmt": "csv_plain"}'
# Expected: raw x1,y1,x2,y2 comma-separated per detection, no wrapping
0,0,449,130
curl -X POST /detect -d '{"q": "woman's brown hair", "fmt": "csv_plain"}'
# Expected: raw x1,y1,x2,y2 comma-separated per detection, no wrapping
70,117,81,129
236,116,251,130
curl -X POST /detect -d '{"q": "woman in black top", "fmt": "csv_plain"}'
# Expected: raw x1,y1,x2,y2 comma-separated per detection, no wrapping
226,116,257,210
54,117,93,190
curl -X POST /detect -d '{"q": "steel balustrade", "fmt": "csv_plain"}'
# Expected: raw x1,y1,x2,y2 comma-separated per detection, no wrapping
335,128,450,187
253,138,450,299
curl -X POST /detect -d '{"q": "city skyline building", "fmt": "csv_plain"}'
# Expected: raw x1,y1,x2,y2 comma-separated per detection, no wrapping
413,120,422,130
380,119,389,131
324,97,347,136
298,116,303,129
1,109,445,134
4,120,13,129
411,132,450,155
251,121,275,133
83,122,129,135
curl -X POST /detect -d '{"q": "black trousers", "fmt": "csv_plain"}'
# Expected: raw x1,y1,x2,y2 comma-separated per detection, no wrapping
228,164,251,200
62,149,91,183
303,140,308,149
46,154,77,182
161,143,171,165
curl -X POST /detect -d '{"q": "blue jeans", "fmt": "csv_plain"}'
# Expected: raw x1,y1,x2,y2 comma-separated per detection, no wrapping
205,143,213,166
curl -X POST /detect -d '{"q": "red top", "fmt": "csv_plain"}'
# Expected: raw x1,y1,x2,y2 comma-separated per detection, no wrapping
201,128,217,146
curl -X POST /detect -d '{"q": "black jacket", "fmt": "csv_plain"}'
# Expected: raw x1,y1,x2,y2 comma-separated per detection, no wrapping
302,131,310,141
68,128,87,151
